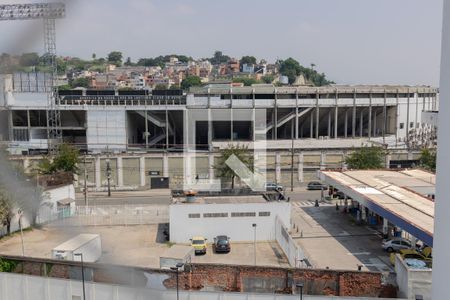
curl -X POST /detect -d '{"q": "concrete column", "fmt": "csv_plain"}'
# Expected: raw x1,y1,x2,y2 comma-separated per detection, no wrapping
208,108,212,150
383,91,387,144
275,152,281,183
320,152,326,170
344,109,348,138
352,89,357,138
23,158,30,172
327,110,331,138
385,153,391,169
406,90,410,144
334,106,338,139
382,218,389,237
139,157,146,187
274,90,278,140
373,109,377,137
165,106,169,150
361,205,367,222
315,91,320,139
208,152,214,181
310,109,314,138
95,157,101,188
163,154,169,178
295,91,299,139
117,157,123,187
360,110,364,137
344,196,349,213
368,93,372,139
298,153,304,182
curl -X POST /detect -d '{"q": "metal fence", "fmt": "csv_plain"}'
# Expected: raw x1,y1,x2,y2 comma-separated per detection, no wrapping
42,204,169,227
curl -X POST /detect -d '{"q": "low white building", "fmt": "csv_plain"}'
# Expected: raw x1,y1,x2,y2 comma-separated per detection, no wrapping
169,196,290,243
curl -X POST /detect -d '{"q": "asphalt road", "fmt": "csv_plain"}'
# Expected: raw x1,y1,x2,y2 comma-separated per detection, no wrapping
75,190,172,206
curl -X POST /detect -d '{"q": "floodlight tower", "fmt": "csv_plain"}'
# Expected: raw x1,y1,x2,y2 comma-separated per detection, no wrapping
0,3,65,154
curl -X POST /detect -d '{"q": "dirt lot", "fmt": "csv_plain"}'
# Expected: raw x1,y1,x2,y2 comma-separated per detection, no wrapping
0,225,289,268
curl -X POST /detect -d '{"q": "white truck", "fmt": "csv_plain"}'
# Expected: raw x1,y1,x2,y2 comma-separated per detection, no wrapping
52,234,102,262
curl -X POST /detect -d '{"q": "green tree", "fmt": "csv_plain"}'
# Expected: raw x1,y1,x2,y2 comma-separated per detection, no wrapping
261,75,275,84
210,51,230,65
107,51,123,66
181,75,202,90
240,56,257,65
37,144,80,175
345,146,386,169
154,84,168,90
279,57,333,86
19,52,39,66
124,57,132,66
70,77,89,88
419,148,436,172
214,144,254,189
279,57,301,84
0,189,13,236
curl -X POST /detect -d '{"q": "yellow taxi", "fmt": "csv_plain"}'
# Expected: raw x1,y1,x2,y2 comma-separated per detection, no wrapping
190,236,207,255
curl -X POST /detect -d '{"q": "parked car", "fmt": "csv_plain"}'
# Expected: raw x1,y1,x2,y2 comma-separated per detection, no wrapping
265,182,283,191
390,247,433,266
213,235,231,253
190,236,207,255
307,181,327,190
382,238,412,253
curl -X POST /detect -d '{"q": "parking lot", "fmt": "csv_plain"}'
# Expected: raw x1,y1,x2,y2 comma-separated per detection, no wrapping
0,224,289,268
288,196,392,272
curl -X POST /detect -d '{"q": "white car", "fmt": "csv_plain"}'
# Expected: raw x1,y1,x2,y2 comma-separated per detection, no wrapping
265,182,283,191
382,238,412,253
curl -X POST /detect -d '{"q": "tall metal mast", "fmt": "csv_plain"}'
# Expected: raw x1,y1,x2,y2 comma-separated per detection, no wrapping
0,3,65,154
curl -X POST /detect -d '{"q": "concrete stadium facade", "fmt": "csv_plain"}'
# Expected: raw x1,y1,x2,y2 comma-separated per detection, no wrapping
0,74,439,189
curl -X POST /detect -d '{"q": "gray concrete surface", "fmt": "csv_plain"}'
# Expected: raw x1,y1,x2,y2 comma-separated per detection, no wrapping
75,189,172,206
291,203,392,272
0,225,289,268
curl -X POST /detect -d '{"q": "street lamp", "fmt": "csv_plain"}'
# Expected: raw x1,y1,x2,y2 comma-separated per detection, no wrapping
170,262,184,300
296,282,304,300
74,253,86,300
252,223,257,266
18,209,24,256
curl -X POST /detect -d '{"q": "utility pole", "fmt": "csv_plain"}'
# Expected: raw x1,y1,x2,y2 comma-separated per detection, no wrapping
83,155,88,206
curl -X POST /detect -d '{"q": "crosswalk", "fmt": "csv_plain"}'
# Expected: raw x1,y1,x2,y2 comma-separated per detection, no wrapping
291,201,335,208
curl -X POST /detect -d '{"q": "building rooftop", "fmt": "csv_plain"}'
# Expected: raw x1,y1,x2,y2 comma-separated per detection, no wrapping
190,84,438,95
53,233,99,251
319,169,435,245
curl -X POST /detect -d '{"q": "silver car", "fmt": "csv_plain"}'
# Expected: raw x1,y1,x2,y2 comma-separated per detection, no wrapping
382,238,412,252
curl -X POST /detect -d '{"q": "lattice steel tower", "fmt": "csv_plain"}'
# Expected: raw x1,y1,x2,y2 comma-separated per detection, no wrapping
0,3,65,154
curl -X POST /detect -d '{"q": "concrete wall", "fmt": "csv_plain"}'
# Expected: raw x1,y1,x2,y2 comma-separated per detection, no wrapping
275,216,304,267
0,255,392,297
394,254,432,300
169,202,291,243
0,272,400,300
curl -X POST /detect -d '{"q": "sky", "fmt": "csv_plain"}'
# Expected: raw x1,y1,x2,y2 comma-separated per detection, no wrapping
0,0,444,86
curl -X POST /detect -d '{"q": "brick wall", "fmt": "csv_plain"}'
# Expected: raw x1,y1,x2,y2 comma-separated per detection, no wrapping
0,255,393,297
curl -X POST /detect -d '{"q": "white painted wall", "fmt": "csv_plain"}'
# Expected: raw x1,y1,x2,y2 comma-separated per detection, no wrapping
433,1,450,298
395,254,432,300
86,110,127,151
169,202,291,243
